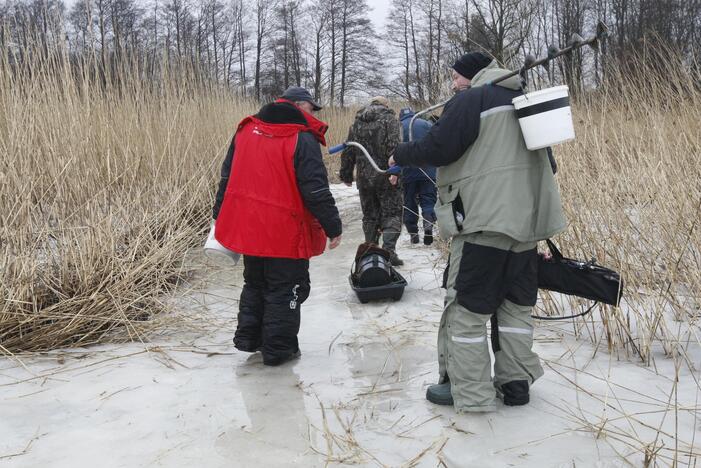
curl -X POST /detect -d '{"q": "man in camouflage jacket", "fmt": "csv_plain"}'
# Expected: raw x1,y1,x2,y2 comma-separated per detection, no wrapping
339,97,404,266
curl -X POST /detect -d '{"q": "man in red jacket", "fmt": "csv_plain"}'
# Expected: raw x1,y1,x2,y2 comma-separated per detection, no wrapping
213,87,343,366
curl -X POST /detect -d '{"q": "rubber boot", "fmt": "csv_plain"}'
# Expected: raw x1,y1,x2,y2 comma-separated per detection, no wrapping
382,231,404,266
389,251,404,267
423,214,436,246
426,382,454,405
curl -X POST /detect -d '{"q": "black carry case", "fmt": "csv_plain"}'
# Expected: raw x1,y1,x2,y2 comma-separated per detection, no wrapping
355,251,392,288
350,242,407,303
538,239,623,306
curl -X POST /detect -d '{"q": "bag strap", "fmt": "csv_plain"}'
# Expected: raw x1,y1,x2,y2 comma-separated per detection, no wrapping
531,301,598,321
545,238,564,260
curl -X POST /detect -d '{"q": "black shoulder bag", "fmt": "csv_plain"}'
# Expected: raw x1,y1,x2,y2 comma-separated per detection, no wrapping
534,239,624,320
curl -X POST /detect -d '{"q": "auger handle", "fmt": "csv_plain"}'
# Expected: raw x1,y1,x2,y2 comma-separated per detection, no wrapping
408,100,448,141
386,165,402,176
329,141,402,175
329,143,347,154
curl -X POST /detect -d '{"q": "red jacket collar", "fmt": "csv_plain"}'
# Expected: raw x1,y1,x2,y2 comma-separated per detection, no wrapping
275,99,328,146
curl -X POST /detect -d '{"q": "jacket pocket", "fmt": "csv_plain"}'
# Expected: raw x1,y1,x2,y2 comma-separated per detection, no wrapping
435,190,464,239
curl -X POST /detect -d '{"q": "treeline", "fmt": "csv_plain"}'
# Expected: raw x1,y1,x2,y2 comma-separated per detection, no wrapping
386,0,701,101
1,0,699,105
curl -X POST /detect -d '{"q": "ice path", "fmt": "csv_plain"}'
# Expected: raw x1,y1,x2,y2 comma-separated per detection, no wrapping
1,185,698,467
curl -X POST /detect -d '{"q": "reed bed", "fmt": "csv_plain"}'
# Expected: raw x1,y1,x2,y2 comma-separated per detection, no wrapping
542,52,701,364
0,35,257,351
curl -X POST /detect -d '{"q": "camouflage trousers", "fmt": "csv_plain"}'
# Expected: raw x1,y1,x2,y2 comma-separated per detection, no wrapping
357,175,403,253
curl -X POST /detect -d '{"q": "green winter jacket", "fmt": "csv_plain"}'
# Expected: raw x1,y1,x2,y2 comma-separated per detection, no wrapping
395,61,567,242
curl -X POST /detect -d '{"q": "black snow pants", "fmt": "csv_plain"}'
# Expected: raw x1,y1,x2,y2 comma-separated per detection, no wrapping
233,255,311,366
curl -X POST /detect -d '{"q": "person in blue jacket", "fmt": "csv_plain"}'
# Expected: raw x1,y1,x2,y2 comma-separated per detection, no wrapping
399,108,437,245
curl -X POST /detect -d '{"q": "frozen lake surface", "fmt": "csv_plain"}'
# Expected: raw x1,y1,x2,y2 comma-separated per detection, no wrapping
1,185,699,467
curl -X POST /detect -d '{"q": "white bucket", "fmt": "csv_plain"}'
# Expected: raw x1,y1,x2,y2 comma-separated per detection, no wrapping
512,85,575,150
204,222,241,264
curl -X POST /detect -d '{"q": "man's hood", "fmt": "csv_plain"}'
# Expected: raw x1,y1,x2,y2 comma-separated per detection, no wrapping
356,104,395,123
471,60,523,90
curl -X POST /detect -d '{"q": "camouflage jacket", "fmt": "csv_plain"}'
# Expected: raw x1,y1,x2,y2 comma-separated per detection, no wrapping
339,104,401,185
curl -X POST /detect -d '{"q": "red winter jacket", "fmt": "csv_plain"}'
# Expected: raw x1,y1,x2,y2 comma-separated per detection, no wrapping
215,100,339,259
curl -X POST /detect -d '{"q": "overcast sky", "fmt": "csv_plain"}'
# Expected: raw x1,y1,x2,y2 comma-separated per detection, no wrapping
368,0,392,33
63,0,394,32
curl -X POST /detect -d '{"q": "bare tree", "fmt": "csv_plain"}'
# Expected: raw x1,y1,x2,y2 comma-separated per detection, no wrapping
470,0,538,63
386,0,414,100
336,0,378,106
308,0,327,100
253,0,271,100
553,0,587,92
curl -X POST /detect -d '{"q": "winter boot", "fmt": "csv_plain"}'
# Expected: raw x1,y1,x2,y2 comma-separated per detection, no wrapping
499,380,530,406
263,348,301,367
234,341,260,353
426,382,453,406
409,232,420,244
233,333,262,353
423,229,433,246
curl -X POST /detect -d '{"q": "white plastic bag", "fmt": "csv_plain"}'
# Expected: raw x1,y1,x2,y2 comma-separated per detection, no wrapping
204,221,241,264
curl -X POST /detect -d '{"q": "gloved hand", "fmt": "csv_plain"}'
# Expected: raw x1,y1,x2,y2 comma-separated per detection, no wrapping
329,235,342,249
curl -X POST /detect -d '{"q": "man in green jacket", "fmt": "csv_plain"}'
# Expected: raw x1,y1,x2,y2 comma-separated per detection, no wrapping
390,52,566,412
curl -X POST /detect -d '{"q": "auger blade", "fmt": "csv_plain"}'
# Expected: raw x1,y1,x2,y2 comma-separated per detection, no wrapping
596,21,609,39
589,37,600,51
524,54,536,69
569,33,584,47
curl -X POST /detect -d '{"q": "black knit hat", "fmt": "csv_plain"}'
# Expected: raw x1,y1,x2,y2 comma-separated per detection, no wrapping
452,52,492,80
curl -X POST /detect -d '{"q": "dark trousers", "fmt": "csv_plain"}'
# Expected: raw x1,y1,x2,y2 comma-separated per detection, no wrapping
358,175,403,252
234,255,310,365
403,178,437,234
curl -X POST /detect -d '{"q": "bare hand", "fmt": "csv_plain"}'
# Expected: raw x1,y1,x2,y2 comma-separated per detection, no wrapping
329,235,342,249
388,156,396,167
389,175,398,186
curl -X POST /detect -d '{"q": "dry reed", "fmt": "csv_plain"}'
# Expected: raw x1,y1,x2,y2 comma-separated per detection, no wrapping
0,29,257,351
542,49,701,363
